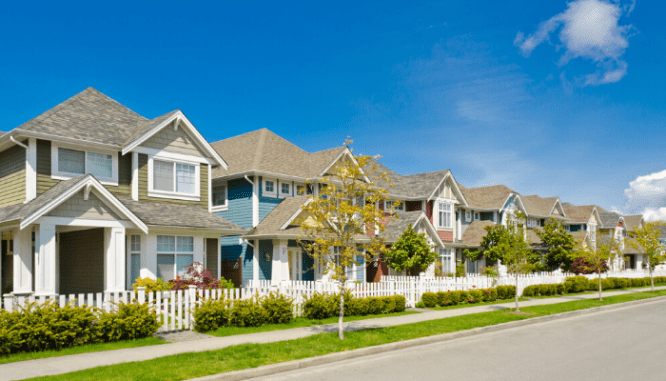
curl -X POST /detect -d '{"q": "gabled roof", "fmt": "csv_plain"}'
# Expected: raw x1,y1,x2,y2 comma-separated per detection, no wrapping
210,129,346,179
1,88,224,165
368,161,465,202
458,184,517,210
521,195,566,218
461,220,495,247
623,215,644,231
562,205,599,224
378,211,445,248
597,210,624,229
243,196,310,238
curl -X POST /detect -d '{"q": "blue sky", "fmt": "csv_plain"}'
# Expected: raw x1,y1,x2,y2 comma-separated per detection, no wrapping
1,0,665,218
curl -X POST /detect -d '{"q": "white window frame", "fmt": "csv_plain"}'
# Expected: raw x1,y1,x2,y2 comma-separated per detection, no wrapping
147,155,201,201
465,210,471,222
51,142,119,185
295,183,312,196
474,212,480,221
156,235,195,280
438,202,452,229
263,178,277,197
279,180,292,198
439,248,452,274
211,181,228,212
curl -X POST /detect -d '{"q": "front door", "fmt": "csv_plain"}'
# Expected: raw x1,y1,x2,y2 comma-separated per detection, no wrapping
1,238,13,294
289,249,302,280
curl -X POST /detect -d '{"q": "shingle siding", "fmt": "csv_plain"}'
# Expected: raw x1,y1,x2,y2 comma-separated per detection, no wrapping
215,178,253,229
142,126,207,157
0,142,26,208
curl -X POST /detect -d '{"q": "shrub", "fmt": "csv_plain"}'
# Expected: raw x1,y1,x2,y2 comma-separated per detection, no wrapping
169,262,235,291
392,295,406,312
458,291,469,303
380,296,396,313
193,299,229,332
421,292,438,308
449,291,462,305
303,292,333,320
436,291,448,306
229,297,268,327
97,302,159,342
367,297,383,314
504,285,516,299
468,289,483,303
556,284,565,295
565,276,589,293
261,292,293,324
349,297,369,316
496,286,507,300
415,301,426,308
132,277,172,293
522,285,536,297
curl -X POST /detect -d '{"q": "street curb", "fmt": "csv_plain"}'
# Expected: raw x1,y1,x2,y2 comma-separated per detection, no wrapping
189,295,666,381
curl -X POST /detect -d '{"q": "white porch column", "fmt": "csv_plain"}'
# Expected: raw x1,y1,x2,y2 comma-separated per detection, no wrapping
13,228,33,295
25,138,37,202
35,223,56,296
271,239,289,285
104,227,126,291
252,240,259,281
143,234,156,279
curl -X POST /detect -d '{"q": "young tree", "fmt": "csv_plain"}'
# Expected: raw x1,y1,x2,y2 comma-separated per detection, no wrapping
535,218,576,271
298,141,395,340
385,224,439,275
571,235,617,301
629,222,665,291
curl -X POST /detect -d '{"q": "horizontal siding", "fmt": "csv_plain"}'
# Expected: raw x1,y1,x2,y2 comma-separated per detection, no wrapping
142,126,206,157
138,153,208,209
258,240,272,281
214,178,253,228
109,153,132,198
220,236,254,282
0,142,25,208
258,176,282,222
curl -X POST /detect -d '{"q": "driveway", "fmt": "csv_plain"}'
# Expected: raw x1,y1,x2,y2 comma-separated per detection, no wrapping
247,298,666,381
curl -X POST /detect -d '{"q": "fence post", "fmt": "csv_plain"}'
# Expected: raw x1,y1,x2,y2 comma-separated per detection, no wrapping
138,287,146,304
409,277,416,307
188,285,197,330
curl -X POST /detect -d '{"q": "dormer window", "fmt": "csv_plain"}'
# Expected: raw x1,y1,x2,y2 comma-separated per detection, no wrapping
281,182,290,196
148,156,200,201
263,178,277,197
52,143,118,185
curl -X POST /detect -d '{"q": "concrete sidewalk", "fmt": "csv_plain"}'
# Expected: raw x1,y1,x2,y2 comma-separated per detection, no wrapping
2,286,664,381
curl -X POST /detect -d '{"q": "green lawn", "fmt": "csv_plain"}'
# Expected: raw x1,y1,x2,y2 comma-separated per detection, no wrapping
526,282,666,299
429,297,529,310
206,310,419,337
28,289,666,381
0,337,166,365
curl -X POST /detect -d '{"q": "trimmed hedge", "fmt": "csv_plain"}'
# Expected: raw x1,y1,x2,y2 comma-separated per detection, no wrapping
424,286,517,308
523,276,666,298
0,301,159,357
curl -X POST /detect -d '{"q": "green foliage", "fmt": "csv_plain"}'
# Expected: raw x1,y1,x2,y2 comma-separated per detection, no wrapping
385,224,439,273
536,218,576,271
97,303,160,342
564,276,589,293
367,297,383,314
261,292,294,324
193,299,229,332
229,297,268,327
455,259,466,278
436,291,449,306
449,290,462,304
380,296,396,313
463,249,482,262
415,301,426,308
132,277,172,293
349,298,369,316
303,292,333,320
468,289,483,303
392,295,406,312
498,285,516,299
420,292,438,308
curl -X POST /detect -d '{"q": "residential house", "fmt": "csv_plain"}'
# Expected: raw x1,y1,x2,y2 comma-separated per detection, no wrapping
520,195,568,258
596,208,627,271
0,88,245,296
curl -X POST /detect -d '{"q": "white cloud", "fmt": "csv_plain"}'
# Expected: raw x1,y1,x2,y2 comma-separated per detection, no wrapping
614,169,666,221
515,0,634,86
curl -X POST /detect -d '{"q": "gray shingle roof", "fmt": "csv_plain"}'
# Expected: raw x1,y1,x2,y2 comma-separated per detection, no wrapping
521,195,561,217
210,129,346,179
116,197,245,232
458,184,515,210
369,161,451,199
624,215,644,231
562,205,596,224
598,211,622,229
461,220,495,247
243,196,309,238
378,211,426,242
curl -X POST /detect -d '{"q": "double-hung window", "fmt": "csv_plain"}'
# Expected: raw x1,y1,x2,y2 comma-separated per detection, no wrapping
439,248,452,274
263,178,276,196
53,145,117,184
438,203,451,228
150,158,199,199
465,210,471,222
129,235,141,285
281,182,291,196
212,183,228,209
156,235,194,281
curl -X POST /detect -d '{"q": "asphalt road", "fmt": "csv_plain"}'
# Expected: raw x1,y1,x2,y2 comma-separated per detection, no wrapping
248,299,666,381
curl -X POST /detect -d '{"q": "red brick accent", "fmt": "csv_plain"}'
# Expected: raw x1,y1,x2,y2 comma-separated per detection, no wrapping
426,201,433,223
438,230,454,242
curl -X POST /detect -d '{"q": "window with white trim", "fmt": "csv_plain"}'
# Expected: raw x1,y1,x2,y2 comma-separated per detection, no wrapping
263,178,276,196
54,146,116,182
281,182,290,196
438,248,452,274
150,158,199,198
385,200,404,212
212,183,227,208
130,235,141,283
465,210,471,222
474,212,480,221
156,235,194,281
438,203,451,228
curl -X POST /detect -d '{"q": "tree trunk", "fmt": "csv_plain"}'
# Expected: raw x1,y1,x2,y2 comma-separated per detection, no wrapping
598,271,602,301
515,274,519,312
338,279,345,340
650,261,655,292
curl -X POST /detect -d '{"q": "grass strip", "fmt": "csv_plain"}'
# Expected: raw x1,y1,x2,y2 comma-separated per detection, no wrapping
206,310,419,337
0,337,167,365
28,289,666,381
430,297,529,311
526,283,666,299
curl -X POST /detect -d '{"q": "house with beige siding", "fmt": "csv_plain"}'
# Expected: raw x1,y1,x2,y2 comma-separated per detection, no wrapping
0,88,244,296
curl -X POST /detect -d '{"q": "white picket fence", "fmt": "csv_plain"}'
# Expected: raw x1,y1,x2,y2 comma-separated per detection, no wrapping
3,269,664,333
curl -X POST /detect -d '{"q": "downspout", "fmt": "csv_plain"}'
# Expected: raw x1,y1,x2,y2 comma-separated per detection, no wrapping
244,175,254,186
10,136,28,149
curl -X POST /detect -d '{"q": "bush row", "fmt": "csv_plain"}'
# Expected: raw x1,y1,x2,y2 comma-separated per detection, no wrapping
420,286,517,308
194,292,294,332
0,302,159,356
522,276,666,298
302,291,406,320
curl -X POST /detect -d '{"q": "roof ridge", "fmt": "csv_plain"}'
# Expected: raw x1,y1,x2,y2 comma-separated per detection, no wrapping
122,109,179,146
252,128,268,170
